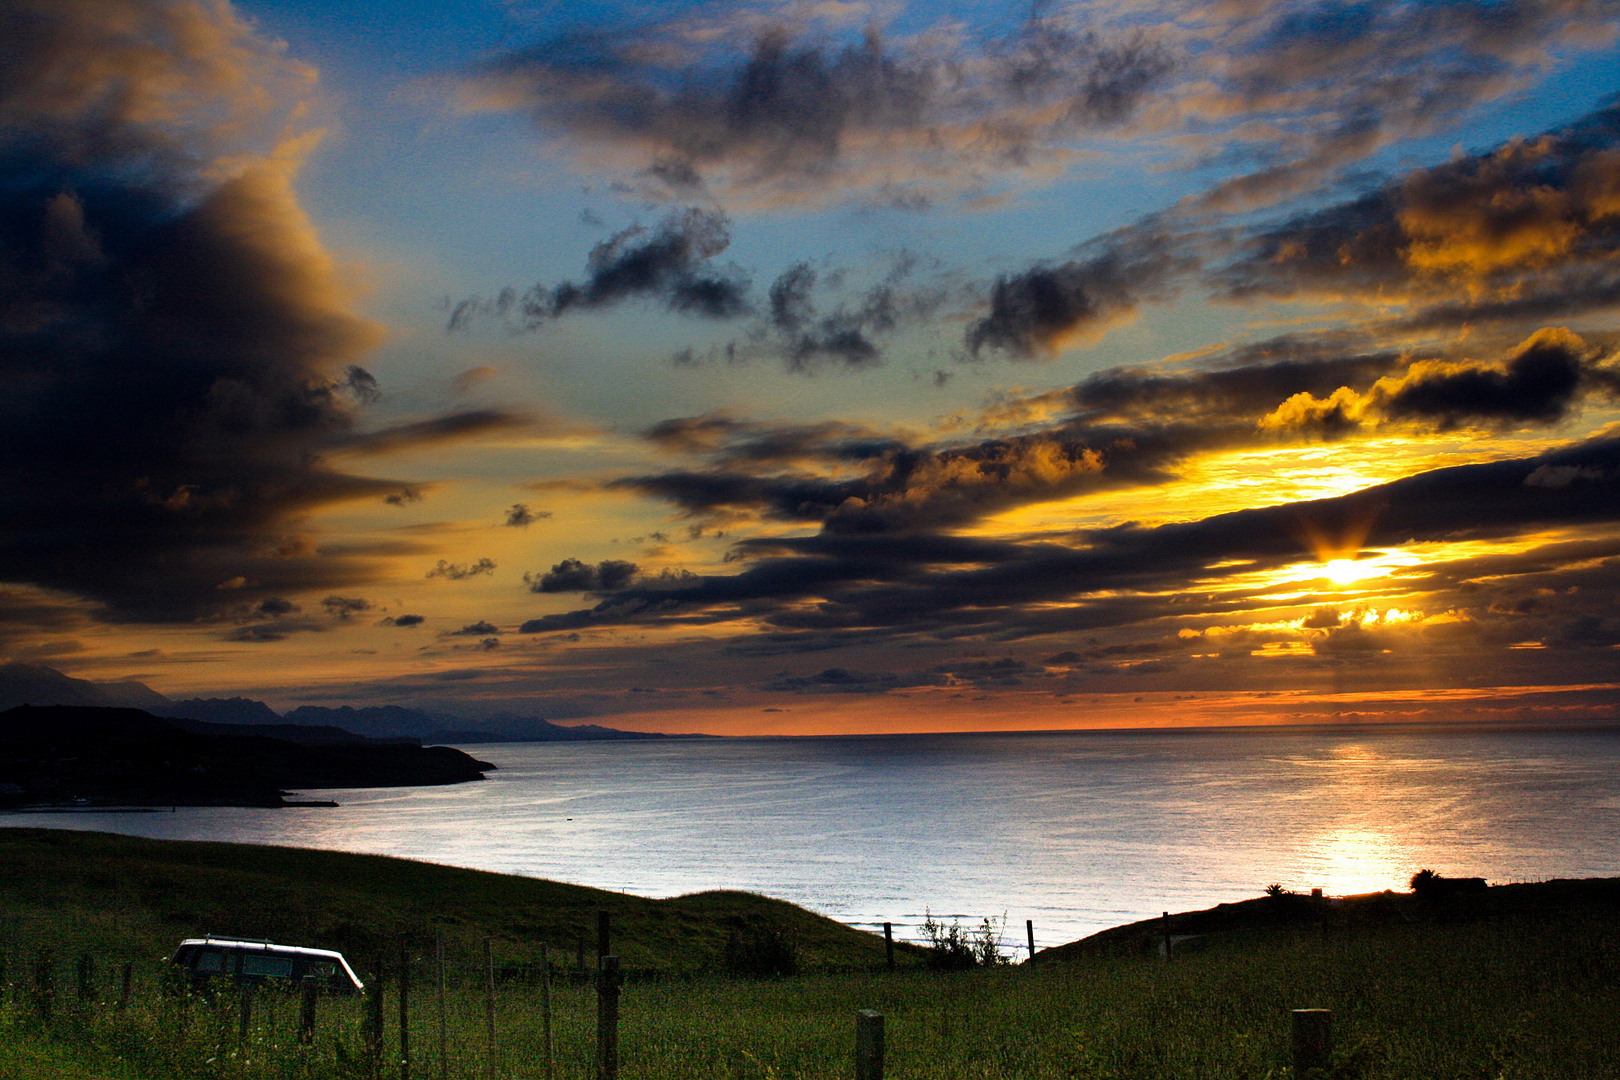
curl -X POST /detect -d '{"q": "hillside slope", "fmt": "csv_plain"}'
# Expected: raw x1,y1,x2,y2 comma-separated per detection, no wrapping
1041,877,1620,960
0,828,912,976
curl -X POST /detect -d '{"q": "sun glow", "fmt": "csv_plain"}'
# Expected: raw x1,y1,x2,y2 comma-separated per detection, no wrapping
1322,558,1378,585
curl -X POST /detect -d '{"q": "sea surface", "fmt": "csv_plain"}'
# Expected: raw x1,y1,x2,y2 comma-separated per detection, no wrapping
10,723,1620,950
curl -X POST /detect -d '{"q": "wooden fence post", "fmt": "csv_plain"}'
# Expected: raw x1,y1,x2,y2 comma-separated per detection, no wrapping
119,961,134,1012
855,1009,884,1080
1291,1009,1332,1076
77,954,95,1003
435,931,448,1080
399,940,411,1080
883,923,894,971
1026,920,1036,963
35,950,55,1025
238,985,253,1044
539,943,554,1080
366,969,385,1080
483,939,497,1080
299,983,318,1045
596,956,621,1080
1162,912,1173,961
597,911,610,961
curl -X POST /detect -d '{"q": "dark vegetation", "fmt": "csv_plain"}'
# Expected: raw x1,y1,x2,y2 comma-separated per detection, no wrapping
1046,875,1620,961
0,828,1617,1078
0,706,493,809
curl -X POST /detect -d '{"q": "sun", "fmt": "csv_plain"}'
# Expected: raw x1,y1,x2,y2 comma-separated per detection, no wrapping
1322,558,1379,586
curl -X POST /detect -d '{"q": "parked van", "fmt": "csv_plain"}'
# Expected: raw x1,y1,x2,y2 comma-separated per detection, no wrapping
170,936,364,994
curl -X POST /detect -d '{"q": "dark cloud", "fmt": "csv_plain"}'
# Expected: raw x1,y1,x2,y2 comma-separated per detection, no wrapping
619,325,1610,546
426,558,498,580
468,18,1172,208
387,614,425,627
765,256,949,372
765,667,931,694
959,101,1620,364
966,224,1197,359
1187,0,1620,212
322,596,372,620
769,263,817,331
1217,104,1620,328
452,621,500,636
0,0,525,626
1070,345,1403,426
340,411,532,456
523,434,1620,639
526,558,639,593
611,430,1129,535
655,252,952,372
450,208,749,330
620,344,1407,533
1377,329,1589,425
1260,329,1617,434
466,0,1617,218
504,503,550,527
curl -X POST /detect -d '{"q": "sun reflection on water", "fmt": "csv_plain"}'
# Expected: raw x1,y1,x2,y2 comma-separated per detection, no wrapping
1300,826,1412,895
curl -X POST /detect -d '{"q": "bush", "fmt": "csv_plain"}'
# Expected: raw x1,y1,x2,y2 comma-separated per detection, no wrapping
922,911,1008,970
721,918,798,977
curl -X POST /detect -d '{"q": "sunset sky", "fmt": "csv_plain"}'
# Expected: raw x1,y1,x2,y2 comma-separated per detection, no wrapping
5,0,1620,735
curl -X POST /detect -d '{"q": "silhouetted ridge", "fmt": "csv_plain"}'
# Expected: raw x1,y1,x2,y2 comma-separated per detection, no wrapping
0,705,492,809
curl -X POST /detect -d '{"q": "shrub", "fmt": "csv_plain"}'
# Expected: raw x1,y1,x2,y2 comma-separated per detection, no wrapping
921,910,978,971
721,918,798,977
921,911,1008,969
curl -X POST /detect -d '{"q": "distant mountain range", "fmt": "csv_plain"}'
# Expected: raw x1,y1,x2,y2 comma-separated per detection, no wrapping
0,664,711,743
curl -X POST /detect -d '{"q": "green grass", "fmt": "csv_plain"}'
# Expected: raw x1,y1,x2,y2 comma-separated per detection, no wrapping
0,827,911,975
2,828,1619,1079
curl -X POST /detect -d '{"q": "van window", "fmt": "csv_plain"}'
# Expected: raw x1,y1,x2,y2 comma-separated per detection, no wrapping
303,961,336,979
195,952,225,973
241,955,294,978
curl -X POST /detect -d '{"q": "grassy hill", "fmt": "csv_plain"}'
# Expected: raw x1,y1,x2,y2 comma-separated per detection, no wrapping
1,829,1617,1079
0,827,913,976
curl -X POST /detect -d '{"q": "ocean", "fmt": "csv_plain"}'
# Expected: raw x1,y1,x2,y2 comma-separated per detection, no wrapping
9,722,1620,951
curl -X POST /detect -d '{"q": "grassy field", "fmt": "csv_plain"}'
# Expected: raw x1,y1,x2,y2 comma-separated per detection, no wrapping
2,828,1618,1079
